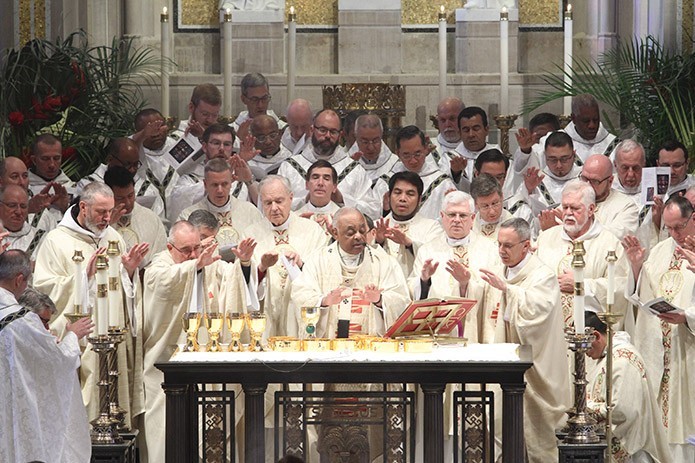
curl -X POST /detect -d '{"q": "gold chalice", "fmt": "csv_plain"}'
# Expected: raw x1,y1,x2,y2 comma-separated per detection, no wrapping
226,312,246,352
204,313,224,352
301,306,320,339
181,312,202,352
246,312,267,352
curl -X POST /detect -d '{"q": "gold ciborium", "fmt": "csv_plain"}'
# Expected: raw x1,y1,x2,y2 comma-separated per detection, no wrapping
226,312,246,352
182,312,202,352
246,312,267,352
204,313,224,352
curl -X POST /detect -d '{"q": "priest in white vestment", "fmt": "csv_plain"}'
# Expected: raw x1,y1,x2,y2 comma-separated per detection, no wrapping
428,97,465,159
171,83,221,144
230,72,286,133
141,220,256,463
244,176,328,338
479,218,570,463
581,154,639,239
375,171,444,277
281,98,312,155
277,109,378,219
27,133,74,223
470,173,514,241
296,160,341,234
0,184,48,260
291,207,410,339
584,312,672,463
535,179,629,328
373,125,458,221
248,115,293,180
33,182,150,428
179,158,263,246
658,140,694,198
348,114,399,188
513,94,619,173
622,195,695,461
104,166,167,267
0,252,93,463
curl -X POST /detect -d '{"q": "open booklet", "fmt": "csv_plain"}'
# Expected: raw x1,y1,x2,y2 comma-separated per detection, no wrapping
384,297,477,339
639,297,684,316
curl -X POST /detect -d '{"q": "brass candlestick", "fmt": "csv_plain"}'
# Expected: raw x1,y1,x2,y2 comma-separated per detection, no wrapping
88,335,123,444
563,328,600,444
597,250,621,463
107,327,129,431
493,114,518,155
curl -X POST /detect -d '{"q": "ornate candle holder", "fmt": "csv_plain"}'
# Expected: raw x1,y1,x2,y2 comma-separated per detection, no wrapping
107,327,128,431
563,328,600,444
558,114,571,129
88,335,123,444
226,312,245,352
182,312,202,352
204,313,225,352
246,312,267,352
493,114,518,155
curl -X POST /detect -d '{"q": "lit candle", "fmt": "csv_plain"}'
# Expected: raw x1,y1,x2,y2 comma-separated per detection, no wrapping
499,7,509,115
563,3,573,115
95,255,109,336
72,250,86,314
107,241,121,329
287,6,297,101
573,265,585,333
223,8,233,116
438,5,447,100
606,250,616,305
160,6,170,117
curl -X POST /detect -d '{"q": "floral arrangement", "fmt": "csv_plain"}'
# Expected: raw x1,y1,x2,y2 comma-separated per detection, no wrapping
0,31,166,179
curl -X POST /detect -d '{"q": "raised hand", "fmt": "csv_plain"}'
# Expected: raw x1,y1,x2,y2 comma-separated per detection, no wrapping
361,284,383,305
480,268,507,292
50,182,69,213
185,119,205,139
621,234,646,280
449,155,467,175
420,258,439,281
110,203,129,225
446,259,471,285
232,237,257,263
86,247,107,278
322,286,346,307
259,251,279,273
374,218,390,245
351,150,364,161
385,225,412,247
0,230,10,253
196,240,220,269
229,155,254,184
524,166,545,194
122,242,150,277
283,250,303,269
239,133,260,161
538,209,561,231
66,316,94,340
515,127,534,153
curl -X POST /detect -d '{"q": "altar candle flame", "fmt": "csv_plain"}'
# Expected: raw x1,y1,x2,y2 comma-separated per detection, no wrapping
162,6,167,15
290,6,295,15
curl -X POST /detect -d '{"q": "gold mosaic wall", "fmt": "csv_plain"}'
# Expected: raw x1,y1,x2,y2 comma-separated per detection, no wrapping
518,0,560,27
684,0,693,54
18,0,47,45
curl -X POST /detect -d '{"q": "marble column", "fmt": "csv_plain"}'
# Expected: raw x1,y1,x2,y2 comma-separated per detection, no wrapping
231,9,285,74
455,7,519,74
338,0,402,74
85,0,123,47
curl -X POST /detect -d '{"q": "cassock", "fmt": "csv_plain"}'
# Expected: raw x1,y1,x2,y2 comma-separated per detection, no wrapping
373,157,458,221
113,202,168,267
379,212,445,278
611,177,658,250
586,332,672,463
594,189,639,240
277,144,379,219
4,221,48,261
493,254,570,463
33,207,144,427
247,144,293,180
0,288,91,463
348,141,399,188
169,175,249,224
242,213,328,337
291,242,410,338
141,250,250,463
179,195,263,246
626,237,695,461
409,234,502,344
535,220,629,328
75,163,165,220
137,136,181,219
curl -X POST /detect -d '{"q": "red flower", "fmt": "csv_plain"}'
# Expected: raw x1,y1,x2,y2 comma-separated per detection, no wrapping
42,94,62,112
62,146,77,161
8,111,25,127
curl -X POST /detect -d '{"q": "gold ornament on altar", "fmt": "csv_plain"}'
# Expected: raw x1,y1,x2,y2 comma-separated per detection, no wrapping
182,312,202,352
226,312,246,352
204,313,225,352
246,312,267,352
216,225,239,247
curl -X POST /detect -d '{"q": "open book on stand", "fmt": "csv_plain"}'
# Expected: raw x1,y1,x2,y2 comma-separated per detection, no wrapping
384,297,477,342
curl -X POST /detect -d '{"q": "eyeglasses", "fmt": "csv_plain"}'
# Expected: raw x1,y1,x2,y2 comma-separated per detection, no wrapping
664,216,692,233
444,211,473,220
477,200,502,212
207,140,234,149
497,240,526,251
170,243,203,255
255,131,280,143
113,156,142,170
0,201,28,210
580,174,611,187
314,126,341,137
659,161,686,169
358,138,382,147
546,155,574,164
246,94,271,104
400,151,427,161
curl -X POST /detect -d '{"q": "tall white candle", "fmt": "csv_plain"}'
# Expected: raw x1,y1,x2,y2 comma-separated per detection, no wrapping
223,8,233,116
287,6,297,102
500,7,509,115
161,6,170,117
438,5,447,100
107,242,122,328
95,257,109,336
563,4,573,115
72,250,86,314
607,252,616,305
574,266,585,333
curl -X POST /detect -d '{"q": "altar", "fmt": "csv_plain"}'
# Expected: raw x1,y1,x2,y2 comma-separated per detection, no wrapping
156,343,533,463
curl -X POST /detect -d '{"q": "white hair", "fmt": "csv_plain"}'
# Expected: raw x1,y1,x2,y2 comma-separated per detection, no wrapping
441,190,474,213
562,178,595,206
613,139,646,166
